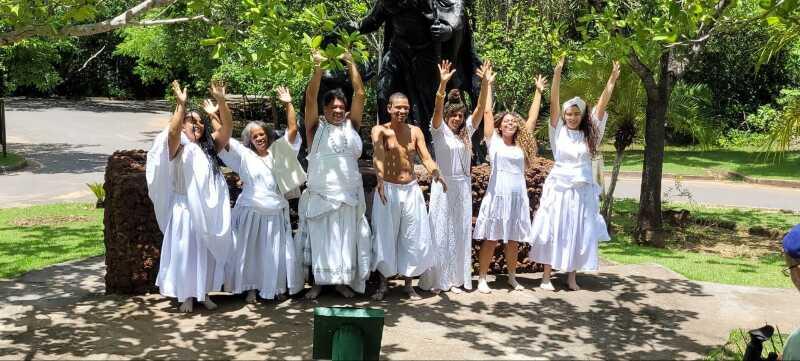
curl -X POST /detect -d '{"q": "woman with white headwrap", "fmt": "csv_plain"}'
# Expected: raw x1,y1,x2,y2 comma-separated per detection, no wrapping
217,86,306,302
530,57,620,291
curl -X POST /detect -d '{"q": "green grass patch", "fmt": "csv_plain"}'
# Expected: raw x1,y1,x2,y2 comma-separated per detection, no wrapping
601,199,798,288
0,203,104,279
0,152,25,168
599,146,800,181
706,328,788,360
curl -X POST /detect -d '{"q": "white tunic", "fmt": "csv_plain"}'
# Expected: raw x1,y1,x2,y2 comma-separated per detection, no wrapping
473,132,533,244
146,128,232,302
298,118,371,293
217,135,304,299
530,111,611,272
420,118,475,291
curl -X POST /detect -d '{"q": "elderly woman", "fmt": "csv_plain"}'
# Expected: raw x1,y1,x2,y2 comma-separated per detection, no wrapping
216,86,306,302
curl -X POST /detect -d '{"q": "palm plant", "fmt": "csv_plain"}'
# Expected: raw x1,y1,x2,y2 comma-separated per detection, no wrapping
86,182,105,209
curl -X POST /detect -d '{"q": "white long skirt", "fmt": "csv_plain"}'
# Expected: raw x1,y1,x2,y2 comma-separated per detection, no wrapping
224,206,303,299
371,180,434,278
419,176,473,291
529,179,610,272
156,195,224,302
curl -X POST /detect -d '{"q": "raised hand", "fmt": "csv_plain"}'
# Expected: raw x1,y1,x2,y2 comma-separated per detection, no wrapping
210,80,226,100
535,74,548,92
555,56,566,72
312,50,327,67
339,50,354,65
438,60,456,83
202,99,218,115
276,86,292,104
171,80,188,105
610,60,621,81
481,60,496,85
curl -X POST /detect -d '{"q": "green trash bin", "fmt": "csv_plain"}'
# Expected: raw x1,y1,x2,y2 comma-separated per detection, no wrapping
313,307,385,360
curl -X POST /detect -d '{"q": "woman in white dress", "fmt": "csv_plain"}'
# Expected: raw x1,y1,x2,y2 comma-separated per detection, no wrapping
217,86,306,302
419,60,490,294
146,80,233,313
473,65,545,293
530,57,620,291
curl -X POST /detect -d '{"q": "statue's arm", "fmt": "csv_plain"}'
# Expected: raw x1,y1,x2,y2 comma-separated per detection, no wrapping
359,1,387,34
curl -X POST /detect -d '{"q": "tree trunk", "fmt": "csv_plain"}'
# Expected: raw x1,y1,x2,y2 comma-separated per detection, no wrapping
601,147,625,231
636,92,670,246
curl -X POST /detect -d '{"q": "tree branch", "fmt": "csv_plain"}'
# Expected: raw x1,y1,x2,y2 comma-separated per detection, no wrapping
0,0,208,46
628,51,657,93
77,45,106,72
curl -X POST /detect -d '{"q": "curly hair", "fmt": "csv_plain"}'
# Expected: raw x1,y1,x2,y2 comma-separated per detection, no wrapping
444,89,472,156
494,111,537,169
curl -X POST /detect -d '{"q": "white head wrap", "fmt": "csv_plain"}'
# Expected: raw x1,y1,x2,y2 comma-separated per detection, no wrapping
562,97,587,117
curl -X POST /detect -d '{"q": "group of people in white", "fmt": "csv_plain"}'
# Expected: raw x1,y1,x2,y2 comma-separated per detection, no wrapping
146,51,620,312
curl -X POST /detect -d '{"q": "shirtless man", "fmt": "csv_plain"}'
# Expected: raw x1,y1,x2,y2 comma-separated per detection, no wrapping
371,92,446,300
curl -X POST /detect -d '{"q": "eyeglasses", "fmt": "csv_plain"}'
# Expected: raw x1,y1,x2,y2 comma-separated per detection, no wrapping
784,263,800,277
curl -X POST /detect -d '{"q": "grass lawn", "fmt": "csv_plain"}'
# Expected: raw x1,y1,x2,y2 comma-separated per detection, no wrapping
600,199,800,288
706,328,789,360
0,152,25,168
0,203,104,279
599,145,800,181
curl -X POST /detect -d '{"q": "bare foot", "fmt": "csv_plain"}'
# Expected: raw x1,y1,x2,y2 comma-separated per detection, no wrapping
430,288,441,295
539,281,555,291
179,298,194,313
245,290,257,304
305,285,322,300
202,298,218,310
567,282,581,291
450,287,464,294
371,283,388,301
477,279,492,294
404,285,421,300
336,285,355,298
507,275,524,291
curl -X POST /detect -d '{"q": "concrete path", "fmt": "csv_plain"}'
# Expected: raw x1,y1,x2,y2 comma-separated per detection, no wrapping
0,98,168,208
606,175,800,212
1,257,797,359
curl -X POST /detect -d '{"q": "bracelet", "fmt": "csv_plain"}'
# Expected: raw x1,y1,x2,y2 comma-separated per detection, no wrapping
436,91,445,98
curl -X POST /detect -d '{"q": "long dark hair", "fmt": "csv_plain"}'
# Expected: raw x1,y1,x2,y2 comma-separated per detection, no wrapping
576,105,598,156
188,110,223,176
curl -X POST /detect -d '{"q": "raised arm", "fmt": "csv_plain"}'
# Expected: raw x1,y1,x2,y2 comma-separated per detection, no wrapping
210,81,232,152
471,61,492,130
168,80,188,159
371,125,387,204
550,56,565,128
276,86,298,144
432,60,456,130
594,60,621,120
414,126,446,192
202,99,222,131
304,51,325,149
525,75,548,134
342,51,366,129
482,64,496,140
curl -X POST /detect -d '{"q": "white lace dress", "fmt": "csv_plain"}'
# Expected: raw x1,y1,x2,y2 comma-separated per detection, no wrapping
419,118,476,291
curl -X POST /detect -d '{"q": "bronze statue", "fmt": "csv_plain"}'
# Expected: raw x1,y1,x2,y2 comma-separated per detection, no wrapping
359,0,482,144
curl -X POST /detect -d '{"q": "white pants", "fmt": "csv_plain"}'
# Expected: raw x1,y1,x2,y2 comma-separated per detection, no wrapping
371,180,434,278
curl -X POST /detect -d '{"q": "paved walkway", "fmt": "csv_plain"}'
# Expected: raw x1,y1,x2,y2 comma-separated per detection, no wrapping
0,98,167,208
1,257,797,359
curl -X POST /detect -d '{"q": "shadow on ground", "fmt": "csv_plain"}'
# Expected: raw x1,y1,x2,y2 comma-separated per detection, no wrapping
0,257,719,359
4,98,170,114
4,142,107,174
